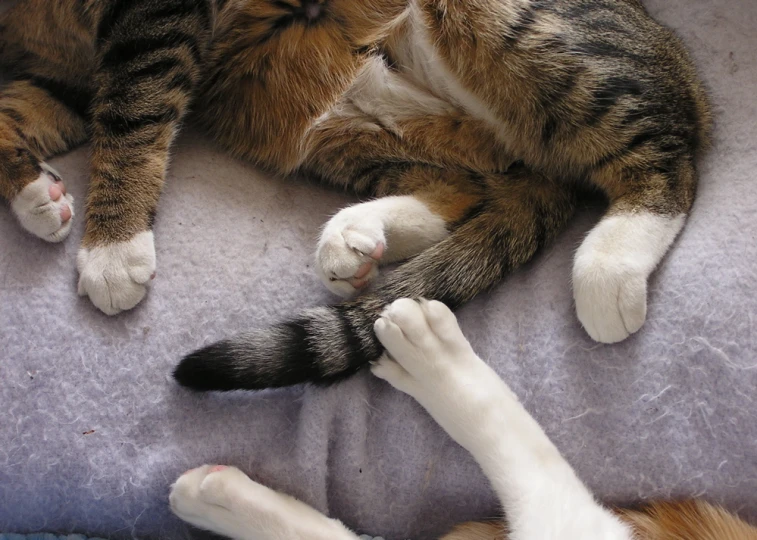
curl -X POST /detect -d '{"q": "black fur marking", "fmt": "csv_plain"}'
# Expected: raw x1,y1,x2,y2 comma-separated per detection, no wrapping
503,6,538,47
273,0,324,23
21,76,92,119
146,208,157,229
98,0,142,42
573,40,646,64
102,31,202,69
128,57,184,81
174,340,250,391
99,0,210,42
352,161,413,195
586,76,643,126
334,306,375,377
0,107,25,126
11,125,27,143
174,319,328,391
626,129,661,153
97,107,180,138
538,68,581,143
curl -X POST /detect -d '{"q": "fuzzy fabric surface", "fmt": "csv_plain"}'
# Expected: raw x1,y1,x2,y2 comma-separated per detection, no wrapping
0,533,105,540
1,1,757,539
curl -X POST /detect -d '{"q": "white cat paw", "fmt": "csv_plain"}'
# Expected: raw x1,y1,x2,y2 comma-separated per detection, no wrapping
372,299,505,446
77,230,156,315
171,465,345,540
573,251,647,344
572,212,685,344
371,299,476,391
11,165,74,242
316,205,385,297
170,465,246,536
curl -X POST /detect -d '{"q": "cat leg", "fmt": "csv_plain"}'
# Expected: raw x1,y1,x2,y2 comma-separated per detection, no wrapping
170,465,360,540
372,299,632,540
76,1,211,315
175,168,576,391
316,166,485,297
0,1,92,242
0,42,90,242
573,163,696,343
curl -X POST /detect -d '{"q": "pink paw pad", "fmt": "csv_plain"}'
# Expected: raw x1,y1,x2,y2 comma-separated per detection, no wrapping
353,261,374,280
209,465,228,473
350,241,384,287
60,204,72,223
369,242,385,261
49,183,63,201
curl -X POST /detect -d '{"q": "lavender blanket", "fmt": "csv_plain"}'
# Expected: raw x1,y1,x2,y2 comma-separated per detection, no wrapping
2,0,756,538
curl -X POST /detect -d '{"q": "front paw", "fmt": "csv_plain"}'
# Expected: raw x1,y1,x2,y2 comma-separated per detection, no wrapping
171,465,241,519
170,465,237,534
573,251,647,344
77,231,156,315
11,165,74,242
371,298,477,395
171,465,282,539
316,205,385,297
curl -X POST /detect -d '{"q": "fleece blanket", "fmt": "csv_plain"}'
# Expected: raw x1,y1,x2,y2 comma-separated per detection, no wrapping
1,0,756,538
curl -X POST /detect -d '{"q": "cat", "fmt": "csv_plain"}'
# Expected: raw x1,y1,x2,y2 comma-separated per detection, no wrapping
170,298,757,540
0,0,710,389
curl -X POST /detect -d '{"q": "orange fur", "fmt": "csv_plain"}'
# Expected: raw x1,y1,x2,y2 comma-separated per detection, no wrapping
444,501,757,539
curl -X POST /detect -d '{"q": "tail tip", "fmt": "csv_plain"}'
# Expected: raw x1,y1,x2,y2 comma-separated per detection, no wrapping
174,342,239,392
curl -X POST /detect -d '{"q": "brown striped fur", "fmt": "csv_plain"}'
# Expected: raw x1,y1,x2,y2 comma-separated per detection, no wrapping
1,0,712,386
0,0,709,249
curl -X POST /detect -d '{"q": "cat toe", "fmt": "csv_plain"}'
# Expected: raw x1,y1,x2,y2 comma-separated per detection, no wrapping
370,353,416,394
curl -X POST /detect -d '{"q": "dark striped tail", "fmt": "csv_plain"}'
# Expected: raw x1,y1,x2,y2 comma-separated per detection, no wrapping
174,170,577,391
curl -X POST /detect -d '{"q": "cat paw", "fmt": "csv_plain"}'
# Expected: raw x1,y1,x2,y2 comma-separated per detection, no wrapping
171,465,250,517
171,465,305,540
372,298,476,392
10,165,74,242
372,299,504,442
170,465,242,535
316,204,385,297
573,252,647,344
77,231,156,315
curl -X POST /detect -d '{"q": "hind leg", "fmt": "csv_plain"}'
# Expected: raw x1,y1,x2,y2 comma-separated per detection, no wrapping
316,166,485,297
170,465,360,540
573,164,695,343
0,80,89,242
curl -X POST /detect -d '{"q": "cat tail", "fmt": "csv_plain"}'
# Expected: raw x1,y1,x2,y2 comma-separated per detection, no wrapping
174,169,576,391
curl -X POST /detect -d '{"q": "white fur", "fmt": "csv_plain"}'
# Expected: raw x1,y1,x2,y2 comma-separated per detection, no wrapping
371,299,632,540
391,3,517,149
76,230,156,316
170,298,634,540
573,212,686,343
11,165,74,242
345,54,458,134
170,465,359,540
316,195,448,297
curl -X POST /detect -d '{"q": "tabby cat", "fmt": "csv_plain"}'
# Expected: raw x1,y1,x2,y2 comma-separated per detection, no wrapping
0,0,710,389
170,299,757,540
